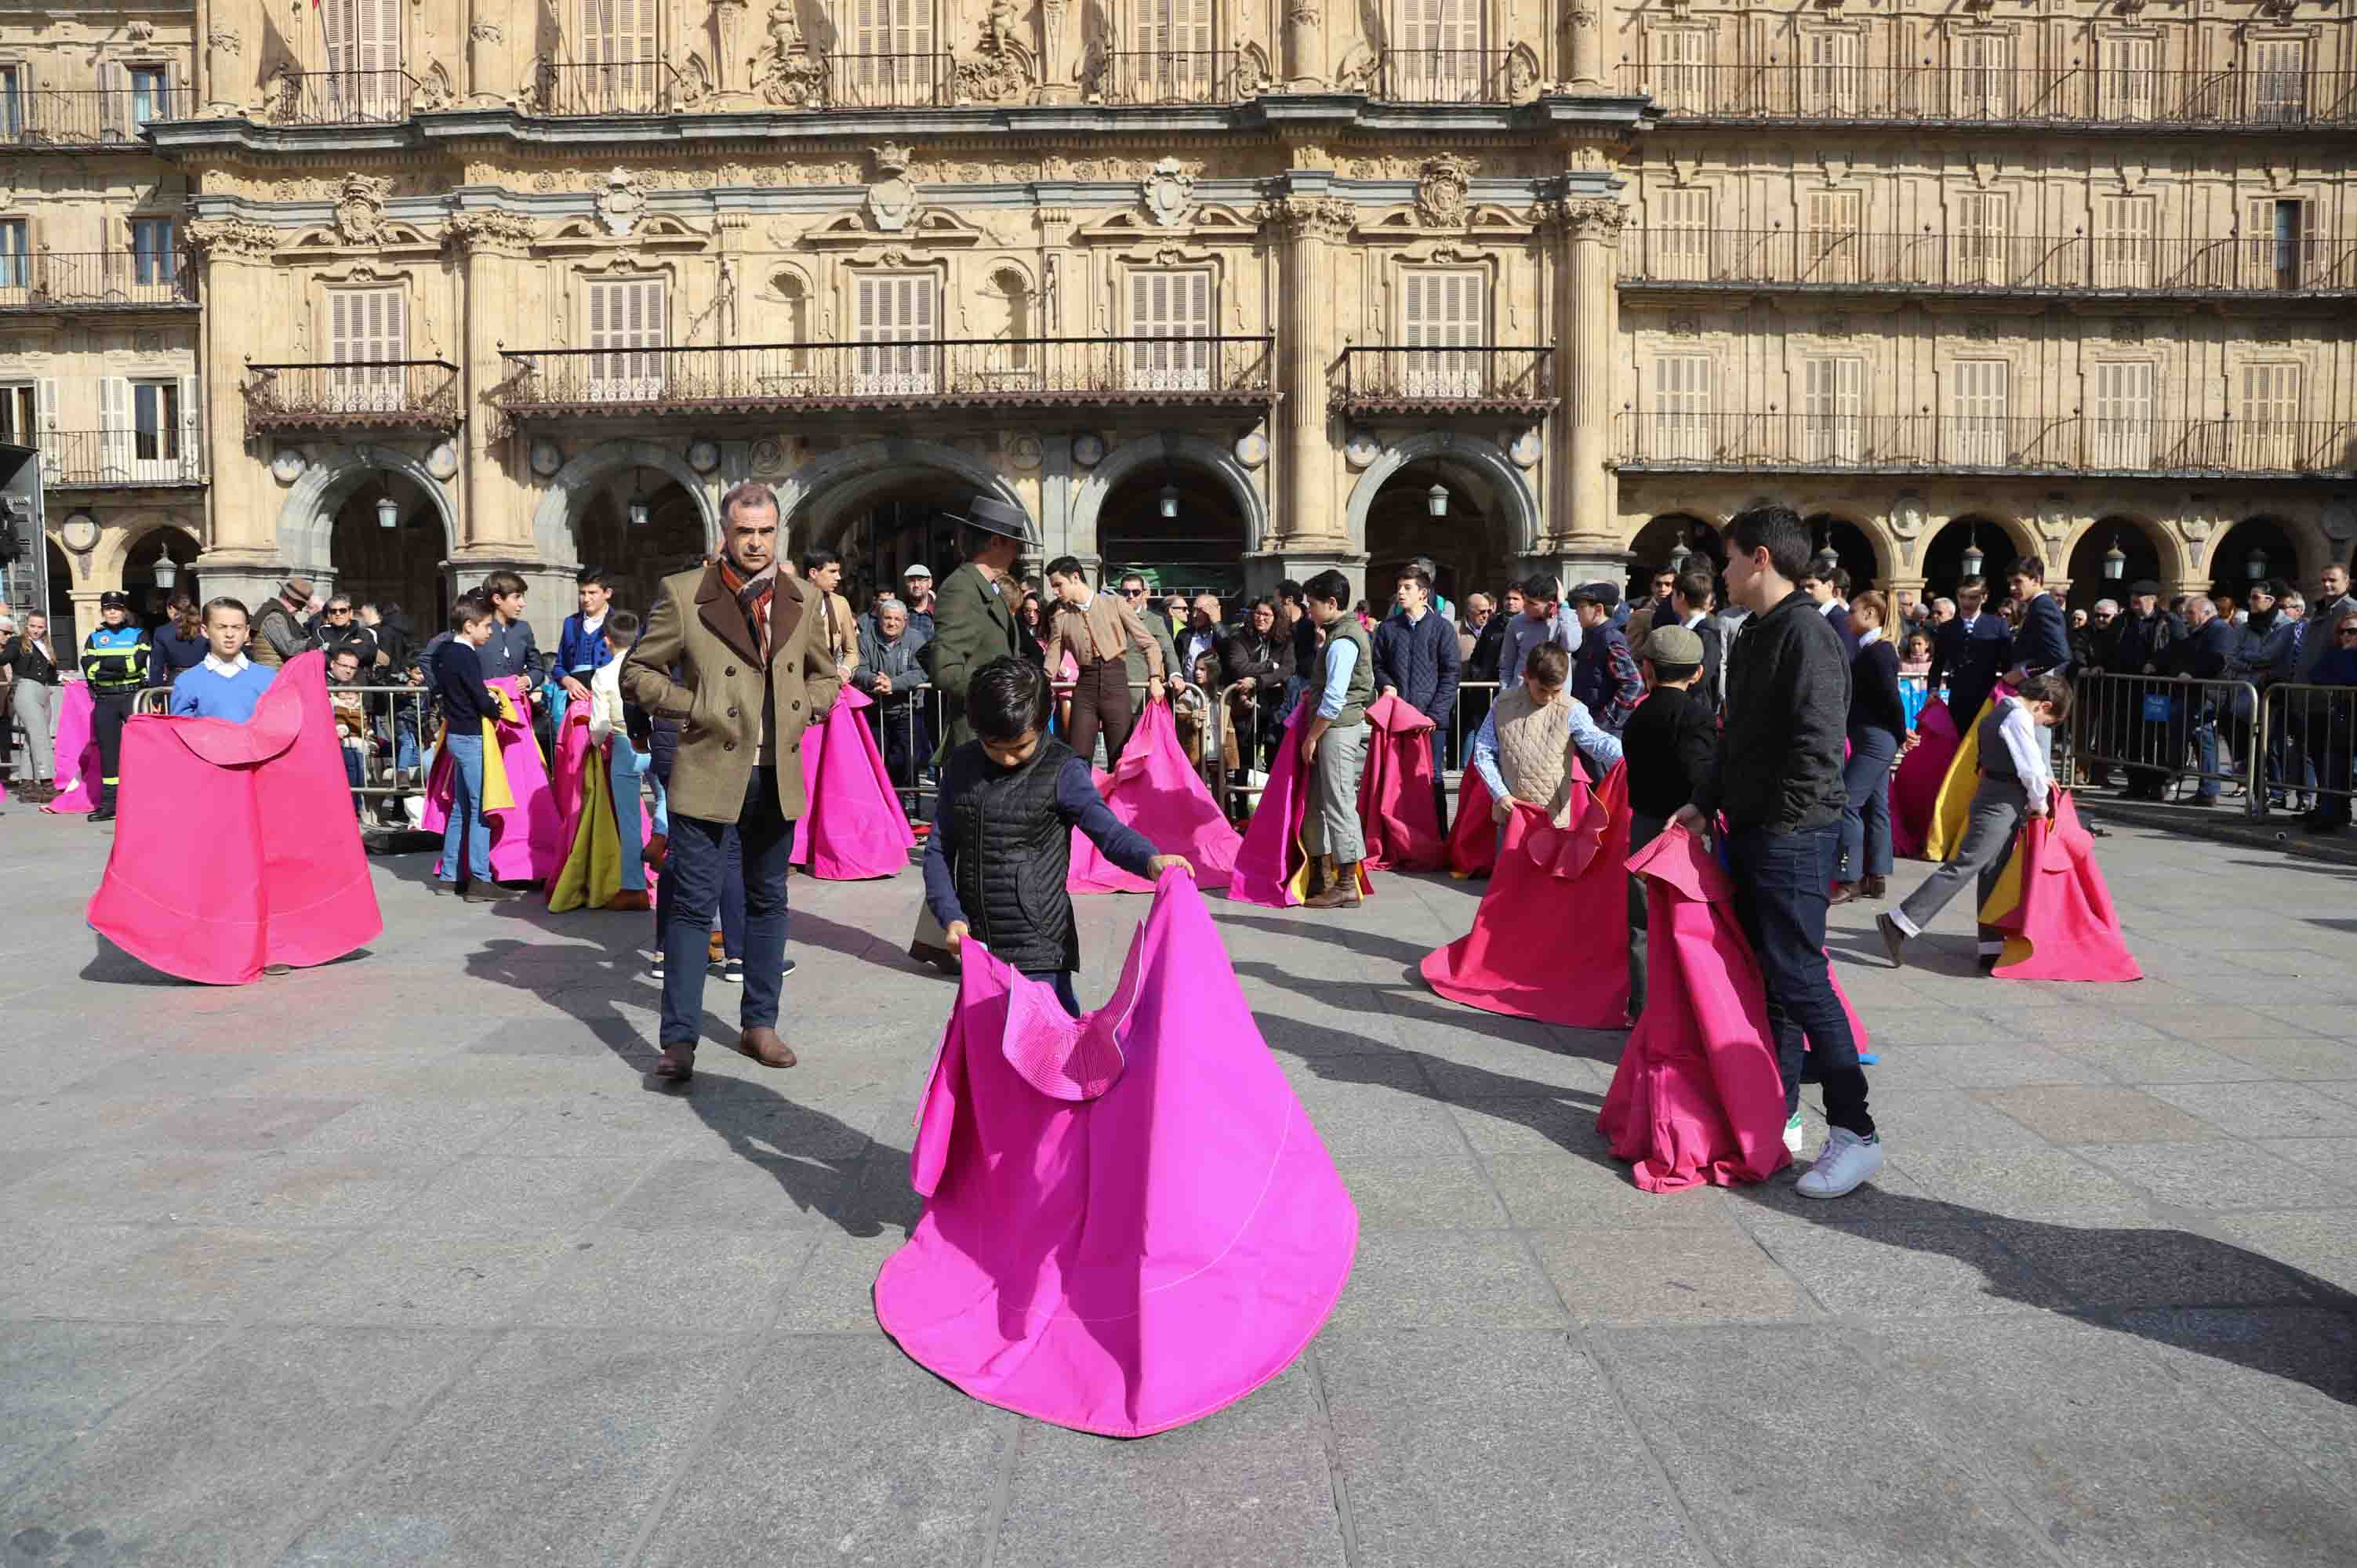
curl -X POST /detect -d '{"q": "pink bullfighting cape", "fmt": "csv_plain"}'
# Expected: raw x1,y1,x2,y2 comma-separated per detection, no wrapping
1069,699,1241,893
1227,702,1375,908
1421,761,1632,1029
1598,825,1792,1191
877,869,1359,1437
39,681,99,813
1356,693,1446,872
546,706,652,912
1445,767,1498,880
86,652,382,985
790,684,916,880
422,673,562,883
1977,791,2143,983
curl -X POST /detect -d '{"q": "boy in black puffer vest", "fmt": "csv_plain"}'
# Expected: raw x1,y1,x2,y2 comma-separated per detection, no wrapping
922,655,1192,1016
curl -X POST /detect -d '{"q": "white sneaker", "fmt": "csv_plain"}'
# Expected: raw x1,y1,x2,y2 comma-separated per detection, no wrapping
1782,1112,1805,1157
1796,1127,1885,1200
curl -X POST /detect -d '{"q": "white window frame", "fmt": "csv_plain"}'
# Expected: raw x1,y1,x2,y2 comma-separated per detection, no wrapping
1128,0,1218,100
1126,267,1214,392
585,277,668,401
1393,0,1488,101
320,0,405,122
2249,38,2308,123
1651,353,1712,461
1803,190,1863,285
1952,30,2014,120
1400,267,1487,397
1956,191,2010,286
1651,187,1711,281
853,272,939,396
1801,355,1865,464
2087,359,2155,470
329,285,409,412
2237,361,2302,470
1949,358,2010,466
2094,196,2154,290
1651,27,1711,113
2097,34,2156,122
840,0,939,103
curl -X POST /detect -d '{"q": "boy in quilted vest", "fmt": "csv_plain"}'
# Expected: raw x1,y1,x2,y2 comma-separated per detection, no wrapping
1465,643,1623,855
924,656,1193,1017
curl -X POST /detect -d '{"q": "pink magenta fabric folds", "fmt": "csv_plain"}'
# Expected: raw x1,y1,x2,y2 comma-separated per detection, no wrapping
1068,699,1241,893
1445,767,1498,880
421,674,563,883
790,685,916,880
1356,694,1445,872
1982,792,2144,983
1890,695,1961,860
1421,762,1632,1029
40,681,98,813
875,869,1359,1438
1598,825,1792,1191
1227,704,1375,908
87,652,383,985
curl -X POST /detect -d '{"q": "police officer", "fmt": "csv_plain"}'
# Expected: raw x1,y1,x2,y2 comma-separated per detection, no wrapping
82,589,151,823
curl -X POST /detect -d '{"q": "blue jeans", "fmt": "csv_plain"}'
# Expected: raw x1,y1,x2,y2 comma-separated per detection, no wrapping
439,731,492,885
1022,969,1082,1018
1724,822,1873,1138
1839,728,1899,880
659,767,792,1047
652,818,745,957
607,734,649,891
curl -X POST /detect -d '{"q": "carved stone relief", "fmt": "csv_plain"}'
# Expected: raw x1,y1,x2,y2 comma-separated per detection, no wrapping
1415,155,1476,227
866,143,917,232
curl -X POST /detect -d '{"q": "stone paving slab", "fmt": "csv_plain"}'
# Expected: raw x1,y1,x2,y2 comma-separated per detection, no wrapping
2,811,2354,1565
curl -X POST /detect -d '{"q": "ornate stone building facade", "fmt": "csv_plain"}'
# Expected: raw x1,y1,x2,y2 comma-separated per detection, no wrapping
6,0,2354,645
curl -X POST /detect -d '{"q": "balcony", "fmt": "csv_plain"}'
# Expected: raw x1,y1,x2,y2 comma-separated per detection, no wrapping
0,87,195,148
38,430,205,488
241,361,464,435
1331,346,1556,417
1621,63,2357,129
1615,412,2357,479
491,338,1277,419
1373,49,1524,104
0,252,198,311
1080,50,1241,106
530,60,685,117
1620,231,2357,297
822,53,958,108
263,69,418,127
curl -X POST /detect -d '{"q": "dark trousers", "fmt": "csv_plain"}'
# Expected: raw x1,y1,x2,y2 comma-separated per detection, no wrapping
1066,660,1135,769
659,768,790,1047
91,689,136,810
872,702,932,790
1725,822,1873,1138
1838,726,1899,880
653,818,745,959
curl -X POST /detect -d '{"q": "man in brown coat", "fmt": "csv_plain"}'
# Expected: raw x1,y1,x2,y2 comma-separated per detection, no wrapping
624,481,841,1084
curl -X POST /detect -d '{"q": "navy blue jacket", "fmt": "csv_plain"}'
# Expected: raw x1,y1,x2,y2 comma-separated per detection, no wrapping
2175,617,2235,681
2013,593,2072,680
1572,623,1644,733
1930,612,2013,723
1371,607,1462,724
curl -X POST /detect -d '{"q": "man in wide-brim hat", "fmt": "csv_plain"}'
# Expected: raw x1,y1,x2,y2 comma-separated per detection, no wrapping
927,494,1043,752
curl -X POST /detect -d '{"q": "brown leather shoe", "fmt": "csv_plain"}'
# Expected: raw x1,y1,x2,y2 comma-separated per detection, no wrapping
1303,861,1362,909
1829,881,1858,906
652,1044,694,1082
1858,874,1887,900
735,1026,797,1069
707,929,728,964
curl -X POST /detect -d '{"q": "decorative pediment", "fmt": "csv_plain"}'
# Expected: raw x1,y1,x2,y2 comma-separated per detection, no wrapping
542,213,707,249
1356,205,1533,241
288,221,438,254
1073,205,1257,245
801,209,982,249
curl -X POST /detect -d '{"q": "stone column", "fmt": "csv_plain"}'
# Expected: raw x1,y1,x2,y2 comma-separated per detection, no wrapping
1566,5,1604,89
467,9,503,102
202,8,251,117
1284,2,1326,90
1265,194,1362,599
1549,195,1629,587
186,219,285,608
445,212,552,626
713,0,749,93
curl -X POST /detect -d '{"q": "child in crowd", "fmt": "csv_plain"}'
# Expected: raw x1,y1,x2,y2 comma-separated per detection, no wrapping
1465,642,1622,847
169,597,276,721
924,655,1193,1016
586,609,652,911
326,645,372,816
434,598,522,903
1618,626,1716,1018
1879,673,2072,972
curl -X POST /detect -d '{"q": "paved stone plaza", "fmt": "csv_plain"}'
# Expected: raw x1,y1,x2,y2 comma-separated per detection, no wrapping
3,812,2355,1567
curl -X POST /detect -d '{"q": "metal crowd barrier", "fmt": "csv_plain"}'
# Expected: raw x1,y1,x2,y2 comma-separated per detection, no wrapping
2261,680,2357,818
2069,672,2267,813
132,681,434,826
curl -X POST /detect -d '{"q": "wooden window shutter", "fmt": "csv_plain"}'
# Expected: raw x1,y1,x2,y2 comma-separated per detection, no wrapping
35,376,59,481
99,376,129,477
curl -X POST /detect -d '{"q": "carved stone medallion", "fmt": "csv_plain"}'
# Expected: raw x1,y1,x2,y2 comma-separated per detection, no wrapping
1144,157,1197,228
1415,155,1476,228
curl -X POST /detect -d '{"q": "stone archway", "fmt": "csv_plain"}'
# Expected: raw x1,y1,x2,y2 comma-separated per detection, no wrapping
1343,432,1539,561
782,438,1027,555
276,443,460,579
1071,433,1266,562
93,512,201,594
532,439,719,572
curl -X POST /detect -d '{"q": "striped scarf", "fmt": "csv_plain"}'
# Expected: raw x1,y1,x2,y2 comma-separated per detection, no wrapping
717,557,778,659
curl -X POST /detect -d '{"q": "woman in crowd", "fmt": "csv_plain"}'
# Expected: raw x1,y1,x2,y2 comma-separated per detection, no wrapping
1833,590,1905,905
148,592,209,688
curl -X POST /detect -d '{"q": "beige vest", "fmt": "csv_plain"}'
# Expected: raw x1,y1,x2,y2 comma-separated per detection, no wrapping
1492,686,1578,825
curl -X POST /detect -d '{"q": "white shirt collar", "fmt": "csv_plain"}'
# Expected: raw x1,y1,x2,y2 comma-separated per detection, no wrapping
1858,626,1884,648
1683,612,1705,629
202,652,251,677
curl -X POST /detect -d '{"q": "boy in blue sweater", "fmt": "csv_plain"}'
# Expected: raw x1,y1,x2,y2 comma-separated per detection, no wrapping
170,598,277,722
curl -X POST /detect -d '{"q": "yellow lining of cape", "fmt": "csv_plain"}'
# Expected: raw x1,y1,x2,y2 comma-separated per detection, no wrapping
547,739,623,913
1925,695,1999,862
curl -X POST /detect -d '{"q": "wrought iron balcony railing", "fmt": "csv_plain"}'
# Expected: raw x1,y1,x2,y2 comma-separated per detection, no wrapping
1373,49,1522,104
492,337,1277,417
1621,63,2357,128
1080,50,1241,106
1331,346,1556,416
38,430,206,488
0,251,198,310
1620,230,2357,296
530,59,684,116
1615,412,2357,478
0,86,196,147
823,52,958,108
241,361,464,434
265,69,418,126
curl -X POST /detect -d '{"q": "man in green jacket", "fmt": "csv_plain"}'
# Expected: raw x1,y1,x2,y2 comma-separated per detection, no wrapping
928,494,1043,750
